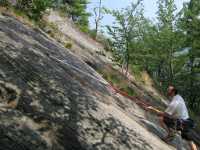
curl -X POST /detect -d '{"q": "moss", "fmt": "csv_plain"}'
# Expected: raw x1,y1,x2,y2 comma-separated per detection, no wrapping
64,42,72,49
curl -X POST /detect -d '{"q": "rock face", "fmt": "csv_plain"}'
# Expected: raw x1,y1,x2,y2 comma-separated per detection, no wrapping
44,10,112,70
0,13,175,150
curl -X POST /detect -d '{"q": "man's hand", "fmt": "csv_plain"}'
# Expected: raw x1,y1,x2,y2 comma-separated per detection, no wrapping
146,106,164,116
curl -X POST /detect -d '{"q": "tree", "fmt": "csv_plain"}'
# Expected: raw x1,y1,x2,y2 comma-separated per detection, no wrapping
52,0,91,32
136,18,160,73
105,0,144,74
177,0,200,111
153,0,179,89
16,0,53,20
0,0,11,7
66,0,91,32
93,0,103,39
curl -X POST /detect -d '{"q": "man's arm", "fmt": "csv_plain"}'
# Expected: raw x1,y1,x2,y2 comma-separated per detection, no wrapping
146,106,164,116
165,100,178,116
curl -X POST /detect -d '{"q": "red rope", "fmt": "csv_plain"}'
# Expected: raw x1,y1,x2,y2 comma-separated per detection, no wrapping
107,82,154,110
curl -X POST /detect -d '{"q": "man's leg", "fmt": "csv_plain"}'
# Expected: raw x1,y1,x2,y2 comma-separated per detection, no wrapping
189,141,197,150
159,116,175,140
159,116,170,136
176,132,183,150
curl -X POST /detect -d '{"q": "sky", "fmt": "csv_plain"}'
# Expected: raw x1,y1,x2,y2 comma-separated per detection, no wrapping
87,0,189,29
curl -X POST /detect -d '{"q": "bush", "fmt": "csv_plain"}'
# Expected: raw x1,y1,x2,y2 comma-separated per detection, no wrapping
16,0,52,20
57,4,71,17
120,86,136,97
0,0,10,7
64,42,72,49
37,19,47,29
98,67,137,97
88,31,113,52
88,29,96,39
98,37,113,52
48,22,58,31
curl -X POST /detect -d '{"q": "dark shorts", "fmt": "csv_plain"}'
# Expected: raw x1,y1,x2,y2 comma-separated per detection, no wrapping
163,115,177,129
163,116,193,141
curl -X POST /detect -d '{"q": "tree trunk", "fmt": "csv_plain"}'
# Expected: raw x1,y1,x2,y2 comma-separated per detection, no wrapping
125,35,129,76
94,0,102,39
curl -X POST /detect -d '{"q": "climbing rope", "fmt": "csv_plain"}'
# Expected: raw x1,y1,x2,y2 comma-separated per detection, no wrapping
49,55,161,113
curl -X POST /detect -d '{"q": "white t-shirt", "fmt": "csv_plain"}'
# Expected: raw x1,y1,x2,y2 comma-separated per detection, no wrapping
165,94,189,120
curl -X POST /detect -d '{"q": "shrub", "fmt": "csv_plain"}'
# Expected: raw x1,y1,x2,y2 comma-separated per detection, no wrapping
0,0,10,7
57,4,71,18
121,86,136,96
16,0,52,20
37,19,47,29
64,42,72,49
48,22,58,31
49,32,55,38
88,29,96,39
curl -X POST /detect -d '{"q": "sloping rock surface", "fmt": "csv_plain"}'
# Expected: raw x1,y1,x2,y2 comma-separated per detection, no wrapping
0,13,174,150
44,10,111,69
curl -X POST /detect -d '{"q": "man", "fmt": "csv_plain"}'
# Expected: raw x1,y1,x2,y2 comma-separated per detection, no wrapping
161,86,189,139
147,86,197,150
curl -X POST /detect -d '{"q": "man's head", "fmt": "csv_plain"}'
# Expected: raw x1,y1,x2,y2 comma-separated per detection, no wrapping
167,86,178,97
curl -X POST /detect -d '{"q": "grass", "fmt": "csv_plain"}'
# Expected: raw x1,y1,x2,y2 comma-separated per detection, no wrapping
0,6,36,28
0,5,60,36
120,86,137,96
97,66,137,97
130,65,143,82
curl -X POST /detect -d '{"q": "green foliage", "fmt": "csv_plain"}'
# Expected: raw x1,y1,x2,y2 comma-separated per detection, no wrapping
89,30,113,52
16,0,52,20
57,4,72,17
64,42,72,49
130,0,182,92
54,0,91,33
88,29,97,39
105,0,144,72
100,70,120,85
189,110,200,131
153,0,178,87
69,0,90,22
120,86,137,97
0,0,10,7
98,36,113,52
105,0,199,113
175,0,200,112
98,67,137,97
1,0,90,32
37,19,48,29
47,22,59,31
130,65,143,81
